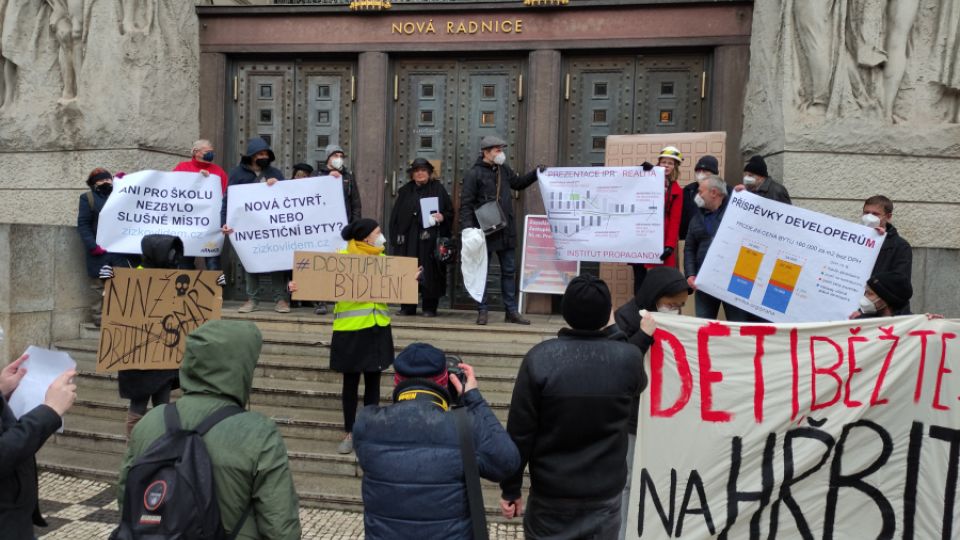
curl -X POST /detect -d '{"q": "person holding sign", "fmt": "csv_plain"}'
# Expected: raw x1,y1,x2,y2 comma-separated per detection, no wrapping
735,154,792,204
314,146,362,316
389,158,453,317
220,137,290,314
0,347,77,538
174,139,229,271
289,219,395,455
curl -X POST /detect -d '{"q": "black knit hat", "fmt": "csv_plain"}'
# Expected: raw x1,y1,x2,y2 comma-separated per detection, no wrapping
292,163,314,176
406,157,435,175
744,155,768,178
867,272,912,311
340,218,380,242
694,155,719,174
561,274,612,331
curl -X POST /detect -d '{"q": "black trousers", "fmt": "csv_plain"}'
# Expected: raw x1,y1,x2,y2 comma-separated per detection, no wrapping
342,371,382,433
128,385,172,416
524,492,622,540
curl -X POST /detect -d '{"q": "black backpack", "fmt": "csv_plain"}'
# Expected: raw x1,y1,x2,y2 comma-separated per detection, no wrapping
111,403,251,540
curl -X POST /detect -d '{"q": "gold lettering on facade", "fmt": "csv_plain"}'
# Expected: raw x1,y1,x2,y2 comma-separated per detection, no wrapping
396,19,524,35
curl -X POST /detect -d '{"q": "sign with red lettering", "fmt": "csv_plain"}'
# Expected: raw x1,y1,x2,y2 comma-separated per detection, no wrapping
627,314,960,539
519,215,579,295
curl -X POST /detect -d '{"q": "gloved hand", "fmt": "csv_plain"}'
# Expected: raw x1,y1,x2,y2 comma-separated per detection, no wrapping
537,164,548,173
90,245,107,256
659,246,674,261
216,273,226,287
641,162,654,172
98,265,114,280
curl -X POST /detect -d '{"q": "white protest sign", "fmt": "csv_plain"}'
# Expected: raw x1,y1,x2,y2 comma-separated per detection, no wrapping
627,314,960,539
8,346,76,432
96,170,224,257
694,191,883,323
536,166,664,263
226,177,348,273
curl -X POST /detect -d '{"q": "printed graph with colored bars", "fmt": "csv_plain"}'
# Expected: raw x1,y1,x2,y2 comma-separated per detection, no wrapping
761,258,803,313
727,245,765,299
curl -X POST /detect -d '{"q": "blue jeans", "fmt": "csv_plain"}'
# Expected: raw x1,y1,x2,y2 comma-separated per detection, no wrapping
204,255,221,270
478,248,518,313
695,290,753,322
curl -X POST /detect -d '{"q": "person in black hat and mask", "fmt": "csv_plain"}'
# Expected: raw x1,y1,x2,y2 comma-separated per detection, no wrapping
851,271,913,318
679,155,732,240
290,218,397,454
389,158,454,317
459,135,546,326
220,137,289,314
500,274,644,538
291,162,314,179
352,343,519,540
735,154,792,205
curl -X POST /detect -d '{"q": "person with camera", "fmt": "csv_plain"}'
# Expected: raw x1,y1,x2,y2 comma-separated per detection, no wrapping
353,343,520,540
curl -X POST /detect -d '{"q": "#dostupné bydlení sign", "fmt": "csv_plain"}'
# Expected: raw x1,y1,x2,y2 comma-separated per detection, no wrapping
291,251,420,304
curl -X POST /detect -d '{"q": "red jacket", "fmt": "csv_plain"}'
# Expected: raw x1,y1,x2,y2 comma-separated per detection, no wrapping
173,159,229,194
647,180,683,269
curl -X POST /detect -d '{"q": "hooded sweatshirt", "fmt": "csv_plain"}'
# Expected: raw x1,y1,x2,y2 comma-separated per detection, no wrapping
117,321,301,539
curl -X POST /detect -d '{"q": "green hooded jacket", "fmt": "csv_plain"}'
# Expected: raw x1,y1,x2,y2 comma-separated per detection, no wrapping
117,320,301,539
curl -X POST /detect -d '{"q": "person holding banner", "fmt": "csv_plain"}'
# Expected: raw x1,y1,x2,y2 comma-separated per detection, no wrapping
459,135,543,326
221,137,290,314
735,154,792,204
651,146,684,271
314,146,362,316
389,158,453,317
290,218,395,455
174,139,229,271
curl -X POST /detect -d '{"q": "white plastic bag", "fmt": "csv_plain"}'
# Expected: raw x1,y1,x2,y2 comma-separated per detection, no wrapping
460,228,488,303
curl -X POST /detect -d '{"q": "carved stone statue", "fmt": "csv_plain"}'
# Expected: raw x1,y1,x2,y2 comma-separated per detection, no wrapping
936,0,960,122
121,0,155,35
46,0,86,104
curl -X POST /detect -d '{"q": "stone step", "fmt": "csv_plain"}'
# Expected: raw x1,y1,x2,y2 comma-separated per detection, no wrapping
56,342,523,393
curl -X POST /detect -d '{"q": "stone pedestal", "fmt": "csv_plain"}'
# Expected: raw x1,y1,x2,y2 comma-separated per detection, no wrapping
742,0,960,316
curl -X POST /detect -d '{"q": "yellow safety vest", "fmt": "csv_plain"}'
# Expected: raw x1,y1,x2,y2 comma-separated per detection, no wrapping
332,249,392,332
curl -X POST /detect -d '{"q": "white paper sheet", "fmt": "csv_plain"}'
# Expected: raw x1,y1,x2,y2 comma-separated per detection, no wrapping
7,346,75,432
420,197,440,228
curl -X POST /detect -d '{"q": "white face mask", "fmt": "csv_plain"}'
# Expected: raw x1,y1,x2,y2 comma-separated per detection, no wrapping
657,305,681,315
493,152,507,166
372,233,386,249
858,295,878,315
861,214,881,228
694,193,706,208
695,172,709,182
742,175,757,186
330,156,344,170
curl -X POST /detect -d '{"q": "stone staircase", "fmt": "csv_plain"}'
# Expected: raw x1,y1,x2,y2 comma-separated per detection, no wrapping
40,304,564,518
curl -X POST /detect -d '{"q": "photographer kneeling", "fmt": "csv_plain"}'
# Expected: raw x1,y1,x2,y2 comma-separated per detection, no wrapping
353,343,520,539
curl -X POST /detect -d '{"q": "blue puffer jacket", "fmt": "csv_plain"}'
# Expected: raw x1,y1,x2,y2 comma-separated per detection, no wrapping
353,388,520,539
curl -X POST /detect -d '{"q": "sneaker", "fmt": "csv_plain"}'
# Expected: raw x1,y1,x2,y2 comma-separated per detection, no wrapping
238,299,259,313
274,299,291,313
337,434,354,454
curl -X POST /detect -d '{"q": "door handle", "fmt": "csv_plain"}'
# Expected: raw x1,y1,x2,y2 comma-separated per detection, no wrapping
392,171,397,196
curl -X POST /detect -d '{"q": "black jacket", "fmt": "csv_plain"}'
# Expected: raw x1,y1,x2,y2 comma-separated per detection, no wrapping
684,199,728,277
500,328,643,501
389,179,454,299
753,177,792,205
614,266,689,435
77,190,139,278
220,162,286,226
680,182,734,240
0,396,62,539
871,223,912,279
458,157,538,252
318,166,362,223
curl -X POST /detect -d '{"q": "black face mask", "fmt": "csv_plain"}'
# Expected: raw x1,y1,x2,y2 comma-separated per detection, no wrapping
94,183,113,197
254,158,271,169
201,151,215,162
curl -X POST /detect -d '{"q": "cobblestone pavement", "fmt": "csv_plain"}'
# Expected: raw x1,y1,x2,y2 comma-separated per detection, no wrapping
36,472,524,539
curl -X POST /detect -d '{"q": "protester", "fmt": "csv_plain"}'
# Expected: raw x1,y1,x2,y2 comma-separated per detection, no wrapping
654,146,684,269
314,145,362,316
500,274,644,538
611,266,688,539
353,343,519,539
459,135,544,325
290,219,395,454
173,139,229,195
863,195,912,279
118,320,301,539
735,155,792,204
850,271,913,318
77,168,139,326
684,174,752,321
679,154,721,241
389,158,453,317
291,162,314,179
221,137,290,314
0,347,77,537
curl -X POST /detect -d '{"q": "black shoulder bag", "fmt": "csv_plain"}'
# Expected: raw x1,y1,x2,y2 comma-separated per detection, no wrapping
474,170,507,236
453,407,489,540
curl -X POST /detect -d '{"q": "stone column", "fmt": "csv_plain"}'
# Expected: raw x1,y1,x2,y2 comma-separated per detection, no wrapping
741,1,960,316
522,49,562,314
355,52,390,224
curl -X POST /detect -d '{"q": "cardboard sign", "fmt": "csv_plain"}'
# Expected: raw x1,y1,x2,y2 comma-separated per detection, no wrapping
97,268,223,372
291,251,419,304
626,314,960,539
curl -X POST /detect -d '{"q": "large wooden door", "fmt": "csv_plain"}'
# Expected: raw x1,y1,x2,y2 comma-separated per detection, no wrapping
388,58,525,309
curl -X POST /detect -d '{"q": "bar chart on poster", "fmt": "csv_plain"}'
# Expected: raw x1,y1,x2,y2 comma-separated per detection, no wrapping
727,243,765,300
